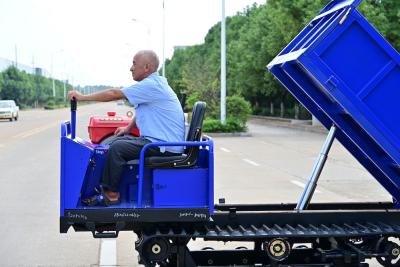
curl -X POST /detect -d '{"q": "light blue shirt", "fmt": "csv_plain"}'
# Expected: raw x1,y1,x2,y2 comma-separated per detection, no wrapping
121,72,184,153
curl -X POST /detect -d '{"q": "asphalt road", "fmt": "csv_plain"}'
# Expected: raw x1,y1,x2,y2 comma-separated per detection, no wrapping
0,102,390,266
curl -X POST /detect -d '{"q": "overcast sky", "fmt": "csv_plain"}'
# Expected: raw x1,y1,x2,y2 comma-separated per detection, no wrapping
0,0,265,87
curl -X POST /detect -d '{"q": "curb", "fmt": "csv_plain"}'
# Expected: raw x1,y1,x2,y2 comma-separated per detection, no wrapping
204,132,252,137
204,116,327,137
249,116,327,134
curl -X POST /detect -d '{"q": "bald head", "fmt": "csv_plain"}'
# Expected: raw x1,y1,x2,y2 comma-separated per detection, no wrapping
136,50,159,72
130,50,160,81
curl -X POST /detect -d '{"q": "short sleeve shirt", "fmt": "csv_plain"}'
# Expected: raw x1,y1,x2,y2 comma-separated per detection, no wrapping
121,72,184,153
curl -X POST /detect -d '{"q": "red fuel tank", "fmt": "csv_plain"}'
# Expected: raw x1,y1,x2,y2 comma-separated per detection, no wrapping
88,111,140,144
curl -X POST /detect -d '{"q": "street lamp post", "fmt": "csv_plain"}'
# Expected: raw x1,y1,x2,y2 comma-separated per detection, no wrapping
51,49,64,98
220,0,226,124
14,44,18,68
51,55,55,98
63,80,67,99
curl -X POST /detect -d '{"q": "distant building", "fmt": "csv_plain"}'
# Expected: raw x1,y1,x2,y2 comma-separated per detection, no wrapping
173,45,188,51
0,57,15,72
34,67,51,77
35,67,43,76
0,57,51,78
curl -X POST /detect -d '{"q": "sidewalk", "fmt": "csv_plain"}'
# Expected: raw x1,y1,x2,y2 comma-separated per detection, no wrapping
249,115,327,134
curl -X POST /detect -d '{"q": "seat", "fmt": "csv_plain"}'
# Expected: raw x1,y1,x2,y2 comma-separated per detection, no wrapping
144,101,207,168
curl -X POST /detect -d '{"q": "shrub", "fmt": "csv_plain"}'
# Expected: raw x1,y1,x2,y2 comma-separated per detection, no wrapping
227,95,251,124
203,118,246,133
187,95,251,133
44,99,55,110
55,97,66,104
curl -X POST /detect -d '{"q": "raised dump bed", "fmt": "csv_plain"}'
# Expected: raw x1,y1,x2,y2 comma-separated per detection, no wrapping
268,0,400,203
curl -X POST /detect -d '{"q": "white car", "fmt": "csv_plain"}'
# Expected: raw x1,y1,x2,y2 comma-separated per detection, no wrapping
0,100,19,121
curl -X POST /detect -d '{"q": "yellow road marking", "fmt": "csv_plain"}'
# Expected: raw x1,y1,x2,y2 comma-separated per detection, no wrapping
13,122,58,139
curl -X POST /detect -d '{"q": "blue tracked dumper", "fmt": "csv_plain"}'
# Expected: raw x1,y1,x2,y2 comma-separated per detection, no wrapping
60,0,400,266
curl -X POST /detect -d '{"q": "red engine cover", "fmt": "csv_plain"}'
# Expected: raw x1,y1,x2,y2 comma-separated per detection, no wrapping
88,111,140,144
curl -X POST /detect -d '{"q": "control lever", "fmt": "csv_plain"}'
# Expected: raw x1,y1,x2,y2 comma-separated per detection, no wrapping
70,98,77,139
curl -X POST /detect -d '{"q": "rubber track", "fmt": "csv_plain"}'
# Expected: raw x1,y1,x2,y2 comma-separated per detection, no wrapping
148,221,400,240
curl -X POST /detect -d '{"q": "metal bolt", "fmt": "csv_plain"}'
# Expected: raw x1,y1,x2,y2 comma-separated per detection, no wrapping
151,244,161,254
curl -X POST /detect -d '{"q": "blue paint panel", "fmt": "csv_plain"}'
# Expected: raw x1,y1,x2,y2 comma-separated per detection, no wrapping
80,146,108,200
268,0,400,202
153,169,209,207
365,67,400,141
60,137,93,213
320,22,390,94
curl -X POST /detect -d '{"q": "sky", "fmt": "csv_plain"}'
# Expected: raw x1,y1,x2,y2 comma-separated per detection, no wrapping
0,0,266,87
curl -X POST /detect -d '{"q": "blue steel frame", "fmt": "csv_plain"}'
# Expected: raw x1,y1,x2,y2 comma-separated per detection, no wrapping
137,138,214,213
60,117,214,215
268,0,400,203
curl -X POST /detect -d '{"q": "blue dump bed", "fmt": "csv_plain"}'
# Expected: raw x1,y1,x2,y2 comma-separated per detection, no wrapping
268,0,400,202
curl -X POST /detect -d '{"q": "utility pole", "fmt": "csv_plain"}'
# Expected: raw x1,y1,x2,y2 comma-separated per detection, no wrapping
220,0,226,124
51,54,56,97
32,55,38,108
51,55,56,98
63,80,66,99
14,44,18,68
52,79,56,98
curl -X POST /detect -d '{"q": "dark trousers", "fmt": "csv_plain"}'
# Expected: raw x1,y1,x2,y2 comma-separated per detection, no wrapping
100,136,167,192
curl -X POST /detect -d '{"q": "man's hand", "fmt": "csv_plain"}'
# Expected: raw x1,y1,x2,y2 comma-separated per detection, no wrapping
115,126,129,137
67,90,85,101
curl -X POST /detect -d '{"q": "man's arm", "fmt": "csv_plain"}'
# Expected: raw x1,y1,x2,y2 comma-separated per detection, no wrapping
67,88,126,102
125,116,137,131
115,116,137,136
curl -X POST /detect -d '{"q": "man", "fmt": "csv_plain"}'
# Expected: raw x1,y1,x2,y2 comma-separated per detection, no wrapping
67,50,185,206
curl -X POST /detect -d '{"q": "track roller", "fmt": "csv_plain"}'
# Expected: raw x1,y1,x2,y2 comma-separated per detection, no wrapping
265,238,291,261
137,236,171,266
376,237,400,266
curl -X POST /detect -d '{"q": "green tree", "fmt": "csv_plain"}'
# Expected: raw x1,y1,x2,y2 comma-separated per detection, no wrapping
1,66,34,106
358,0,400,52
0,66,76,108
166,0,399,119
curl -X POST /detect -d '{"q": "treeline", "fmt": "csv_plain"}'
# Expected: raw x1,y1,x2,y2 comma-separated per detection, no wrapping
0,66,113,109
0,66,72,108
165,0,400,119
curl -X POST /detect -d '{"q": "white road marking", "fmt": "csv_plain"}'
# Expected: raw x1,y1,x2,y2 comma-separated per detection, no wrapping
220,147,231,153
99,239,117,266
291,180,321,193
243,158,260,166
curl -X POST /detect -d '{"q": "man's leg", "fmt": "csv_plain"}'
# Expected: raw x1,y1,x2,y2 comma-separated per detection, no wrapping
100,137,161,201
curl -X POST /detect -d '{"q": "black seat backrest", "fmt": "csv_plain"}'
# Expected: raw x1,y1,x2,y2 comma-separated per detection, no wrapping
144,101,206,168
187,101,206,142
182,101,207,163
